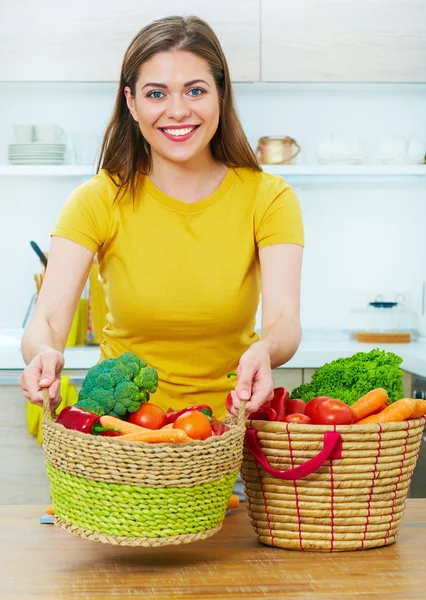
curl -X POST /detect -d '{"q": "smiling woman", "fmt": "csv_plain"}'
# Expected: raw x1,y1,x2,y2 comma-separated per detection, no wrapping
20,16,304,427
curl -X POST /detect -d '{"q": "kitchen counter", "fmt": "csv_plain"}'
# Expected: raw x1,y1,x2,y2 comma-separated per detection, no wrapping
1,328,425,378
1,502,426,599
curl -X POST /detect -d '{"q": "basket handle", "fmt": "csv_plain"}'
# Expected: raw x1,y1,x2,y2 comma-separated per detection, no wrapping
245,428,342,481
42,387,57,420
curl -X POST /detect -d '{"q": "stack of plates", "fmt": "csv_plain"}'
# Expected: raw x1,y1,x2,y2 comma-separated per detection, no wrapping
8,143,66,165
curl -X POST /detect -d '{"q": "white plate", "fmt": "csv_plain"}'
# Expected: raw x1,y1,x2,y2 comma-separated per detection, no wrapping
8,159,65,165
9,152,65,158
9,143,66,150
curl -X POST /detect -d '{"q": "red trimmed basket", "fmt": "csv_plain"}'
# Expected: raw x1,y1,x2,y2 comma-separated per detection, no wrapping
241,418,425,551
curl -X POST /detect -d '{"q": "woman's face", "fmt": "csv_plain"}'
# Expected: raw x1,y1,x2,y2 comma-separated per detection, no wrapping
125,50,221,165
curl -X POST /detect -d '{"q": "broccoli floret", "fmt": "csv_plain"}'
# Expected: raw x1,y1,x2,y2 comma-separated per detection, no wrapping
77,352,158,417
116,352,146,379
76,397,106,416
134,367,158,394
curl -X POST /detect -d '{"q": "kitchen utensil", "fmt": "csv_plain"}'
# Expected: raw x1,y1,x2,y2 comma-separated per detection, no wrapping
30,241,48,267
317,135,365,164
34,124,64,143
14,125,34,143
255,136,300,165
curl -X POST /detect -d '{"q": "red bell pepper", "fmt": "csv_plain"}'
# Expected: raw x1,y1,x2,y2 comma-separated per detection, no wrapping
211,416,230,436
166,405,213,424
56,406,119,435
270,387,288,421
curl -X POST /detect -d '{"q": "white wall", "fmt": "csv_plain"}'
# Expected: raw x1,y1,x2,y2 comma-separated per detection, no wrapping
1,82,426,331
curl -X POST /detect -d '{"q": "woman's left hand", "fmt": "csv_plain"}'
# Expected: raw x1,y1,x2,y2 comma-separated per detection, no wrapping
229,342,274,417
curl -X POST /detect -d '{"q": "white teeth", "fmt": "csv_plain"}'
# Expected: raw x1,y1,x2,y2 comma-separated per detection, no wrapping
162,127,196,137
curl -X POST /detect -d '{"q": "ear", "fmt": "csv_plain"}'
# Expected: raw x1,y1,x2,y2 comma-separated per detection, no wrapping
124,86,139,122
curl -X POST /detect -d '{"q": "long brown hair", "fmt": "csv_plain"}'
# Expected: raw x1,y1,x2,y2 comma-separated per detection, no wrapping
97,15,261,201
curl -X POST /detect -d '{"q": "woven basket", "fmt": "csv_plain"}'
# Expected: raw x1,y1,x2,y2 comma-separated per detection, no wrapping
242,417,425,552
42,392,245,546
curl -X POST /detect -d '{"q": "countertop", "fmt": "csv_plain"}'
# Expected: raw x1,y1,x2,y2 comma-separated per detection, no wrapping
1,328,426,377
1,502,426,599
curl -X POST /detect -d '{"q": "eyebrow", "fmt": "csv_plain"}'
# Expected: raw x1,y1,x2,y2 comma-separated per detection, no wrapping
141,79,211,90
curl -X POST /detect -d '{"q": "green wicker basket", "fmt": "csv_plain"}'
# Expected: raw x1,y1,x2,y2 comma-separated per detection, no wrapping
42,392,245,546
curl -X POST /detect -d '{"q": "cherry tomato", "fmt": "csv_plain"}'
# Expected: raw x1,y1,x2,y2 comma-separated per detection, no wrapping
313,399,354,425
173,410,213,440
305,396,334,421
284,413,312,424
129,403,168,430
287,399,307,415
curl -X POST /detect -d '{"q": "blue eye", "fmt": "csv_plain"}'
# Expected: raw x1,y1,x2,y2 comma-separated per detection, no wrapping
147,90,165,99
188,88,204,97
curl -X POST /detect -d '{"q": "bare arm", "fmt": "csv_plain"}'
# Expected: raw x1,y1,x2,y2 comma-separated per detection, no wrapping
22,236,94,362
20,236,94,407
257,243,303,366
231,243,303,414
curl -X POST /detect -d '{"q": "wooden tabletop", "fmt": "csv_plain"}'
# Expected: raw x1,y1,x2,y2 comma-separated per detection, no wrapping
1,501,426,599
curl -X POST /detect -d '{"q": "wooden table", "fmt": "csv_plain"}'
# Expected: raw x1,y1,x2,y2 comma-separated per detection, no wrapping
1,501,426,599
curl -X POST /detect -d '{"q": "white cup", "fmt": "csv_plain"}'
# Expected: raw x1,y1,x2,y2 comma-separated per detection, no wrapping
14,125,34,143
34,124,63,143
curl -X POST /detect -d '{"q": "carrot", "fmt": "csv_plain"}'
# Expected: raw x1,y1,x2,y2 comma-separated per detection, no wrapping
409,400,426,419
350,388,389,421
46,505,55,515
161,423,174,430
355,398,416,424
227,495,240,509
99,415,151,435
116,428,191,443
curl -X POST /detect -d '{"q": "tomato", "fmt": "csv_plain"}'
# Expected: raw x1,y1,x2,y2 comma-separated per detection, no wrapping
313,399,354,425
287,399,307,415
305,396,334,421
129,403,168,430
284,413,312,424
173,410,213,440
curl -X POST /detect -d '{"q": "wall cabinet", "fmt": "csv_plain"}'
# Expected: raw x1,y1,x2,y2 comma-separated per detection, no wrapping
261,0,426,82
0,0,260,82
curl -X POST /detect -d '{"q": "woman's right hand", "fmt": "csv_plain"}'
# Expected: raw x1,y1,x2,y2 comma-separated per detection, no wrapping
20,349,65,411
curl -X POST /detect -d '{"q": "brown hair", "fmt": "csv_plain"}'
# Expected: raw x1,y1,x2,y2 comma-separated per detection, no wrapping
97,15,261,201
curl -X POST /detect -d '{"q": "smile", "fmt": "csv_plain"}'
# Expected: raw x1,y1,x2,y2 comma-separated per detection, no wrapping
159,125,200,142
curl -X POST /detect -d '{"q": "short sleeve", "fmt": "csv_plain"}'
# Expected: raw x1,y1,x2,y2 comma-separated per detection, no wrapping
51,173,112,254
255,176,304,249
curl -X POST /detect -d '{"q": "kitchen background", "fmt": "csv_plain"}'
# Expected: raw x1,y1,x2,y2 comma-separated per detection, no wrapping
1,0,426,503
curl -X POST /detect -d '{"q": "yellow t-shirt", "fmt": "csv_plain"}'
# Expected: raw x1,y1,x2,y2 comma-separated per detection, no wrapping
52,167,304,418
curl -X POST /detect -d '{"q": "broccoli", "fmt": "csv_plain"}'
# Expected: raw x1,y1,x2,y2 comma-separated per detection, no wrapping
290,349,405,406
76,352,158,418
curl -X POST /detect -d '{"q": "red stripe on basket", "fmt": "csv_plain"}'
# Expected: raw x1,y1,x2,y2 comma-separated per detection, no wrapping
254,422,275,546
286,423,304,551
249,419,262,543
383,421,410,546
361,424,382,549
329,425,337,552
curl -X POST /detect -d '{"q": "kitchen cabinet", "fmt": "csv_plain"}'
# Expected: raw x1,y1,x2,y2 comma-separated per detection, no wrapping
261,0,426,82
0,0,260,82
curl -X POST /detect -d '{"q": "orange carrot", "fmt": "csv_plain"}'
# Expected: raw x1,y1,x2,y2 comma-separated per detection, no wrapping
99,415,151,435
350,388,389,421
355,398,416,424
46,505,55,515
116,428,191,443
409,400,426,419
161,423,174,430
227,495,240,509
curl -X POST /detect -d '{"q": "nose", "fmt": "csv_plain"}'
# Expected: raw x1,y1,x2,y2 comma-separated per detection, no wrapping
166,93,191,121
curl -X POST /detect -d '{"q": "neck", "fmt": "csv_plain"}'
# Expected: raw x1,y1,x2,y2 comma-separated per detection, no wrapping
149,150,227,203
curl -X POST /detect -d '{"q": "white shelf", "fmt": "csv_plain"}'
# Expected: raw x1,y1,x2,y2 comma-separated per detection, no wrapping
261,164,426,176
1,164,426,177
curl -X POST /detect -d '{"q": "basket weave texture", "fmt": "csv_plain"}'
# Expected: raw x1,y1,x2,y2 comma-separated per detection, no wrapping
242,418,425,552
42,392,245,546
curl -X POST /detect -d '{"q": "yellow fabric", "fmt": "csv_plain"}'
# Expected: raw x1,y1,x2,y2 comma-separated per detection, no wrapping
51,167,304,419
26,376,78,444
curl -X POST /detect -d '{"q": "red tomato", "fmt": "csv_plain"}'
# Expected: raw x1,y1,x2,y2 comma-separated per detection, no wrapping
287,399,307,415
313,399,354,425
284,413,312,424
305,396,334,421
173,411,213,440
129,404,168,430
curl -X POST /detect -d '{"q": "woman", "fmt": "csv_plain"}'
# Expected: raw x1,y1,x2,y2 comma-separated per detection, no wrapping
20,15,304,421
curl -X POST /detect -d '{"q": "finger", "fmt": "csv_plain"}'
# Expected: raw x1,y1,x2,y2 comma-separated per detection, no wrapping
245,387,274,414
51,392,62,412
36,379,60,403
229,390,240,417
235,365,255,401
39,355,60,387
